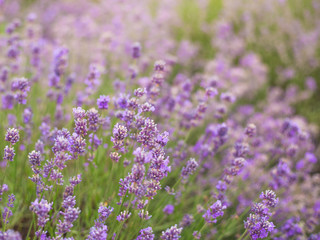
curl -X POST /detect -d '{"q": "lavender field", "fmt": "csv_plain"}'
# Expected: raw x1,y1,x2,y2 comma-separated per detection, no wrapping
0,0,320,239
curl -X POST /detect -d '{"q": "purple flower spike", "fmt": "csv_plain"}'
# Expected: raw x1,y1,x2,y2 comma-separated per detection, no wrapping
203,200,226,223
138,209,152,220
137,227,154,240
244,190,278,239
206,87,218,98
87,224,108,240
259,190,278,208
181,158,199,179
245,123,257,137
163,204,174,215
132,42,142,59
30,198,53,227
193,231,201,239
97,95,110,110
2,94,15,109
98,205,114,222
3,146,15,162
116,210,131,222
160,224,182,240
134,88,146,98
5,128,20,145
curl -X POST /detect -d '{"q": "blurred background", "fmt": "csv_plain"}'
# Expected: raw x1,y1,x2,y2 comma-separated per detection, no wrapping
2,0,319,131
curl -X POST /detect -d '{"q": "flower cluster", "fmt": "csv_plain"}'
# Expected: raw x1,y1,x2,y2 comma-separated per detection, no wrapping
203,200,226,224
87,205,114,240
161,225,182,240
244,190,278,240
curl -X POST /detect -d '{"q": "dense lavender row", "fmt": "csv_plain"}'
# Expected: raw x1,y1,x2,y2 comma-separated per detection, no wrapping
0,0,319,239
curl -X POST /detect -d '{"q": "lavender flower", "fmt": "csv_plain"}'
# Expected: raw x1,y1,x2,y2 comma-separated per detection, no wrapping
137,118,157,148
206,87,218,98
35,140,44,154
87,223,108,240
98,205,114,222
180,214,194,227
216,181,227,192
0,229,22,239
111,123,128,150
69,175,82,187
203,200,226,223
163,205,174,215
69,133,86,156
11,78,30,104
2,194,15,225
53,47,69,76
85,64,100,87
87,204,113,240
137,227,154,240
116,94,129,109
181,158,199,179
30,198,52,227
56,206,80,235
3,146,15,162
132,42,142,59
28,151,42,167
5,128,19,145
134,88,146,98
110,152,121,162
97,95,110,110
73,108,85,121
160,224,182,240
244,190,278,239
220,92,236,103
7,194,15,208
259,190,279,208
56,183,81,236
23,108,33,124
244,218,275,240
245,123,257,137
154,60,166,71
193,231,201,239
139,102,155,113
2,94,15,109
87,108,100,131
280,217,303,238
116,210,131,222
138,210,152,220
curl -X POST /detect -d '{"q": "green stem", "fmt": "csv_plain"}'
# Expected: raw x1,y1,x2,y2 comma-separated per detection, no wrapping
26,214,35,240
198,222,207,234
172,177,182,191
239,229,248,240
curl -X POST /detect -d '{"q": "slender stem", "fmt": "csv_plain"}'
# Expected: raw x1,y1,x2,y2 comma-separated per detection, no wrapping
239,229,248,240
198,222,207,234
172,177,182,191
0,164,8,189
114,194,134,240
26,214,35,240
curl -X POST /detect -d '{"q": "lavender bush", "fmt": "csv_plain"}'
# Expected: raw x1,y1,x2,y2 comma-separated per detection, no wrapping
0,0,319,239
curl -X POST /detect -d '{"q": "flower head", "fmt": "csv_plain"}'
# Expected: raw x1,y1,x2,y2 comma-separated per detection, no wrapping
5,128,19,145
97,95,110,110
137,227,154,240
161,224,182,240
203,200,226,223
